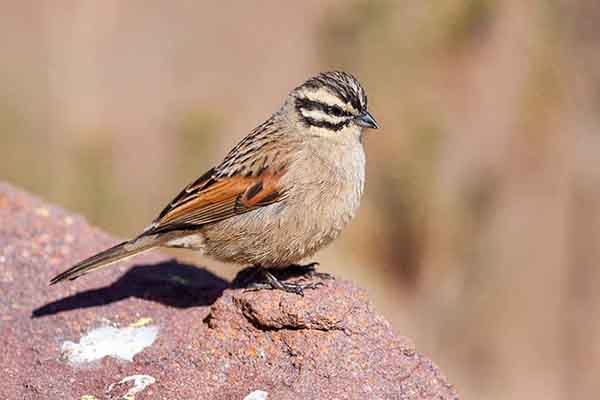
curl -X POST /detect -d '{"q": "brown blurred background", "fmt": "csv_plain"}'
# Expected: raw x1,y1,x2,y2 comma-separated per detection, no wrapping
2,1,600,398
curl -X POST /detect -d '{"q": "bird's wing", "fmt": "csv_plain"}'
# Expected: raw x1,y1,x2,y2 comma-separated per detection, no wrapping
145,165,288,235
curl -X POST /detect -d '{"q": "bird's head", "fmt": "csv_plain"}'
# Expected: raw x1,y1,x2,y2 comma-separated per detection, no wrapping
283,71,378,140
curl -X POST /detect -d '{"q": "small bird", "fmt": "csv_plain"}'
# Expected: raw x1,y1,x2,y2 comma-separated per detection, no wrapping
50,71,379,294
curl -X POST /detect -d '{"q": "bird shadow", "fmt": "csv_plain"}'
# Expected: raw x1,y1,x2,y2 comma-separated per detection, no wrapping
31,260,230,318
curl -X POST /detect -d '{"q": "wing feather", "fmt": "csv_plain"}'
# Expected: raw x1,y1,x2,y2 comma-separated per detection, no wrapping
146,166,287,235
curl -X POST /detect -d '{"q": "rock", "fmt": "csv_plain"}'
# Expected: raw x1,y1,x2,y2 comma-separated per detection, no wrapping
0,182,459,399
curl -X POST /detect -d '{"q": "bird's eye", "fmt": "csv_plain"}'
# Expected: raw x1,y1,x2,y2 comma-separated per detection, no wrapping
329,105,345,117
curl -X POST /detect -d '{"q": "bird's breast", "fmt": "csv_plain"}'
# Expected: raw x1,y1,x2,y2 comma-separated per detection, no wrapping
275,140,366,250
199,141,366,267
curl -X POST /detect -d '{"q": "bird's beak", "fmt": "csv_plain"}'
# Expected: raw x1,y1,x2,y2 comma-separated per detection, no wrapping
355,111,379,129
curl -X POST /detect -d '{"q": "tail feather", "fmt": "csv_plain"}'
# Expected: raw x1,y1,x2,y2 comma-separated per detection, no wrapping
49,237,159,285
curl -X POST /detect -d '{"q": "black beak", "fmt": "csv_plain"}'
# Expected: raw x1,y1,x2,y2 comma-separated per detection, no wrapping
355,111,379,129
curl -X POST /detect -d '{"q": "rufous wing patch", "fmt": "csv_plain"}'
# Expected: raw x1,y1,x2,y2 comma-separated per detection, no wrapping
149,166,287,233
238,167,287,209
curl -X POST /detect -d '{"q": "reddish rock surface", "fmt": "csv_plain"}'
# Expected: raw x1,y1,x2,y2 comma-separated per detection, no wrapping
0,182,459,399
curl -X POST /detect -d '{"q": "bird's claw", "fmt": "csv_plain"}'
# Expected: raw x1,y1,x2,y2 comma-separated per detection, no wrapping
244,270,325,296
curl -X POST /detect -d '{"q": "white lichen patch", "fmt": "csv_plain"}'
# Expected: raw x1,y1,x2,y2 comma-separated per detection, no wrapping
106,374,156,399
61,325,158,364
244,390,269,400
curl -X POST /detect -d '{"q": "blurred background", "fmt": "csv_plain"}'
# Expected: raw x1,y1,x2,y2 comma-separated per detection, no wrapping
2,1,600,398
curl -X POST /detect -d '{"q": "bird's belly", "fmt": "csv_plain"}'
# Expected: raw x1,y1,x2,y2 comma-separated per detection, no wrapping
199,193,357,267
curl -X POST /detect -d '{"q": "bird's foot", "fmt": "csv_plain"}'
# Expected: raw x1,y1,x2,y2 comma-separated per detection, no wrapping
245,269,324,296
287,262,335,281
237,263,332,296
248,271,323,296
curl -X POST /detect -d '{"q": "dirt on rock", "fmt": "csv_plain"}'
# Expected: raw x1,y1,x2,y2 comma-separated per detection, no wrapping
0,182,459,399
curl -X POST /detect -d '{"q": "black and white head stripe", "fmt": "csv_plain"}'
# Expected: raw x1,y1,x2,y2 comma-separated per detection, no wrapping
294,71,368,131
301,71,367,112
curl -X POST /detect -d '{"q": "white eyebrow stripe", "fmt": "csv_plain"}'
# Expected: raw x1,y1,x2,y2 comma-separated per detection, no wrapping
300,109,348,124
299,88,355,112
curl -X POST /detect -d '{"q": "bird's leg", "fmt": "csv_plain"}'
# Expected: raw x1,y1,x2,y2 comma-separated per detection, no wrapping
263,270,324,296
245,266,324,296
231,264,265,289
283,262,335,281
302,262,334,280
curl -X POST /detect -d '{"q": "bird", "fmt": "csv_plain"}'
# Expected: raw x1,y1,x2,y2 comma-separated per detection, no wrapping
50,71,379,294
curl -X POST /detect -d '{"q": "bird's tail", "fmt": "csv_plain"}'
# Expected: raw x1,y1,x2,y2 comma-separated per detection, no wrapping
49,235,160,284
